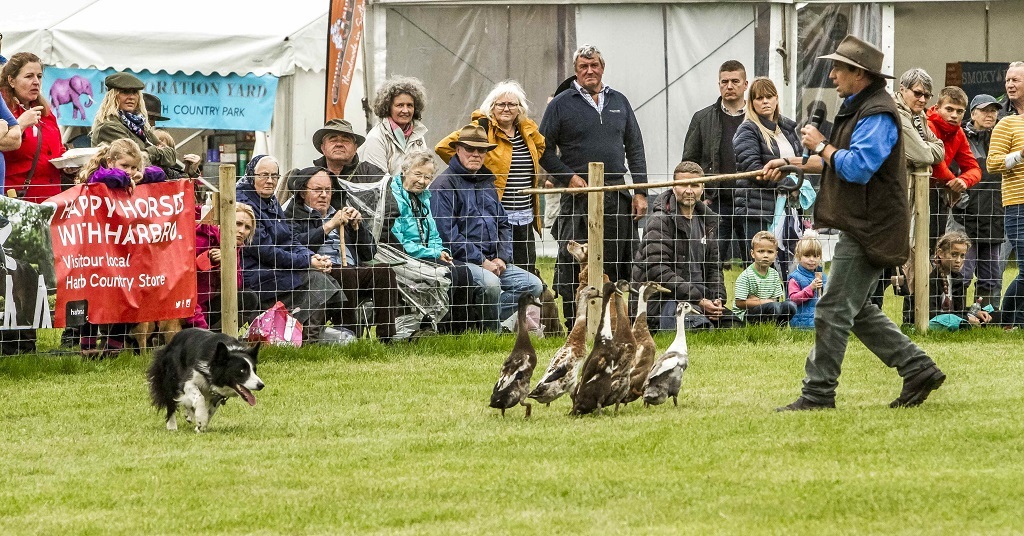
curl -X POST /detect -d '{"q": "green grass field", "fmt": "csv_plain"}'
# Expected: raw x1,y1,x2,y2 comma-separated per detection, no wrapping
2,261,1024,534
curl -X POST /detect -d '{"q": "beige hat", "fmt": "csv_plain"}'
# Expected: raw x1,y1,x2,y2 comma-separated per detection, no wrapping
312,119,366,153
818,35,894,79
448,123,497,151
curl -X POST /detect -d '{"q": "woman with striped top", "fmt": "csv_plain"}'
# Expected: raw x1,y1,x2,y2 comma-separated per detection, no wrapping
436,80,546,275
987,111,1024,324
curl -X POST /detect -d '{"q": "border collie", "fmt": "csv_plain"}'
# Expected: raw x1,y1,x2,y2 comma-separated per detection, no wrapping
147,328,264,432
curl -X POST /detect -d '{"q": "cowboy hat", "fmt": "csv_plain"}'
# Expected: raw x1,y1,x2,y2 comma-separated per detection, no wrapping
312,119,366,153
817,35,894,79
448,123,497,151
143,93,169,122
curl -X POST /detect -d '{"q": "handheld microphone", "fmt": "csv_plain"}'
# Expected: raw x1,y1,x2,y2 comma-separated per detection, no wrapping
802,108,827,165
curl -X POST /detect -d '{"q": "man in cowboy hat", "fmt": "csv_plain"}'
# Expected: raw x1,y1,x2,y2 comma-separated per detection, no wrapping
143,93,169,126
429,123,542,332
312,118,384,185
763,35,946,411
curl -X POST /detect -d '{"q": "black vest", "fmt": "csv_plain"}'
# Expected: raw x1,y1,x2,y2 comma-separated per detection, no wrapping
815,81,910,267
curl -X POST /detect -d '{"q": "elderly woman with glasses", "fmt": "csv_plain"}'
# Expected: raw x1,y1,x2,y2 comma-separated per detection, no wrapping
388,150,478,332
90,73,176,171
435,80,546,275
285,166,400,342
235,155,347,343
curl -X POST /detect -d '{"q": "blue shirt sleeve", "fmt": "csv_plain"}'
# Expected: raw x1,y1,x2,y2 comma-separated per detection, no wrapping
0,99,16,127
831,113,899,185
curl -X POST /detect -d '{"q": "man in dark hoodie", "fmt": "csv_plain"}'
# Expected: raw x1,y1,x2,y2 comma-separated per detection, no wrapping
430,123,542,332
285,166,399,342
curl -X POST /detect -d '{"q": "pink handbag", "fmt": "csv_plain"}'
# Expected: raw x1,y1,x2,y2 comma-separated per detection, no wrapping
245,301,303,347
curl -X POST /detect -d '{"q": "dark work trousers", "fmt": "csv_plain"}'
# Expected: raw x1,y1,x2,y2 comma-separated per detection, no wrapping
929,186,953,250
711,196,744,263
553,191,637,328
962,242,1004,305
204,290,263,331
330,265,399,342
511,223,538,277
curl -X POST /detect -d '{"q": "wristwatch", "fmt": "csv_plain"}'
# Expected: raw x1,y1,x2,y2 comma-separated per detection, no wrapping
814,141,828,155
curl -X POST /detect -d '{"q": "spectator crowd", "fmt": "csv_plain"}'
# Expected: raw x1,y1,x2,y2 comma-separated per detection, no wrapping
2,38,1023,353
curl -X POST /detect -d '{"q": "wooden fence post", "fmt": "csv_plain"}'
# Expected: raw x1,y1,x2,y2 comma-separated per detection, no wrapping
586,162,605,344
219,165,239,337
912,169,930,333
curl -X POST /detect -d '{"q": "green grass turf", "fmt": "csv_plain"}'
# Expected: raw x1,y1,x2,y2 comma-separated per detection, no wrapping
1,260,1022,534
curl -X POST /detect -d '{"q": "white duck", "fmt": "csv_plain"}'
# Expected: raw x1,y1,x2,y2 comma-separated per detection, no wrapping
623,281,670,405
643,302,694,407
528,285,600,406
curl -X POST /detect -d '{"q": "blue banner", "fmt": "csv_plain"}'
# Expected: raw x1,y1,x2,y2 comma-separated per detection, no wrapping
43,68,278,131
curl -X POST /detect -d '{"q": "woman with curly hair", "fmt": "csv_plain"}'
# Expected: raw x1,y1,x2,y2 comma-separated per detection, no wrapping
358,76,429,176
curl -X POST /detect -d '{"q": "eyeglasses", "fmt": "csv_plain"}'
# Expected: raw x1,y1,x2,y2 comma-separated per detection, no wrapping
462,146,488,154
409,170,433,180
493,102,520,110
255,173,280,180
307,187,331,196
910,89,932,100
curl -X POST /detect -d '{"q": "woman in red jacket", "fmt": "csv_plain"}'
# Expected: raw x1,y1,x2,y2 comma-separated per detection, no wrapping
0,52,71,203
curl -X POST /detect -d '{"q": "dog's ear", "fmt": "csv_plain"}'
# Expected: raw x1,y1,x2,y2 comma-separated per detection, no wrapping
247,341,261,363
213,342,231,366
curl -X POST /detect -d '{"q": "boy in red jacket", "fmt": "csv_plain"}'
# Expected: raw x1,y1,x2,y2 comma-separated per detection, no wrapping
927,86,981,247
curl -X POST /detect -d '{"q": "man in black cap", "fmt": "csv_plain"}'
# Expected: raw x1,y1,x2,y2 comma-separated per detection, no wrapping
763,35,946,411
312,119,384,184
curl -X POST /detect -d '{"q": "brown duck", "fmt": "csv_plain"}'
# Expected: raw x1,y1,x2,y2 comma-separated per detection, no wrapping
490,292,543,418
528,285,600,406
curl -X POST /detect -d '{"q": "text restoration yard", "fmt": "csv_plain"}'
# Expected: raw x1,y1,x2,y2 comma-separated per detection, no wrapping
2,326,1023,534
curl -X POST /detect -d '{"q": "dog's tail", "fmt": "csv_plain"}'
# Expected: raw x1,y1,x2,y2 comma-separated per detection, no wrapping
147,347,179,422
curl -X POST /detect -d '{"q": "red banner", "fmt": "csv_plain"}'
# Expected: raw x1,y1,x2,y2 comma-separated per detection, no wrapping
46,181,197,326
325,0,366,121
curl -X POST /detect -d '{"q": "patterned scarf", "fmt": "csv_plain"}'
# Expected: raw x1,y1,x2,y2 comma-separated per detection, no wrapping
118,110,147,139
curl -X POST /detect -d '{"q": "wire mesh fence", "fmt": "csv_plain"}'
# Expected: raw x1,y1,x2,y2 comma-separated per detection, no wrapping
0,144,1021,355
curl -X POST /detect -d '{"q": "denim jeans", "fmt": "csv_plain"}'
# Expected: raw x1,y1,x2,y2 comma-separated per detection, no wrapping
465,262,543,331
962,241,1004,300
800,233,935,404
744,300,797,326
1001,205,1024,326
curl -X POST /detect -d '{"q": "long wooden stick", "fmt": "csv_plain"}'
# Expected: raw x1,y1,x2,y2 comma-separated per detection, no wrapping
521,169,765,195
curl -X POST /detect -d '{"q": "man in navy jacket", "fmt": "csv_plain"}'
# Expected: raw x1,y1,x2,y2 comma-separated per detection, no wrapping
539,44,648,326
430,124,542,332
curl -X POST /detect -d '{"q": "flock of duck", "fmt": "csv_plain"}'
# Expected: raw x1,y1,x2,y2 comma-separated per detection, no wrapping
490,280,694,418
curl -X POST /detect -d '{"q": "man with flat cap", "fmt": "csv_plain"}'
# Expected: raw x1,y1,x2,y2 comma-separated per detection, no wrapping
91,72,176,170
430,123,542,332
762,35,946,411
312,118,385,185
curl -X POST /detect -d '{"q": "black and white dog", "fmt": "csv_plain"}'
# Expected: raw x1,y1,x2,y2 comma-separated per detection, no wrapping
147,328,264,432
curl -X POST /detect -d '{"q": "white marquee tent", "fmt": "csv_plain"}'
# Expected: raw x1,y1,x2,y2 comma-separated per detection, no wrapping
5,0,1021,179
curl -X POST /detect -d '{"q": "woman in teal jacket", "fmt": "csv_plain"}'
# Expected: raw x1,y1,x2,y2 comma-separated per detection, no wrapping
388,151,478,332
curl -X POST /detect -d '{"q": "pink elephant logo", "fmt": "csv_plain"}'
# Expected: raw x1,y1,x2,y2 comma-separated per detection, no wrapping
49,76,95,120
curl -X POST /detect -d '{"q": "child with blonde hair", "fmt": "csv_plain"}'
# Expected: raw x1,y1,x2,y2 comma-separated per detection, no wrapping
732,231,797,325
787,232,827,329
78,138,166,190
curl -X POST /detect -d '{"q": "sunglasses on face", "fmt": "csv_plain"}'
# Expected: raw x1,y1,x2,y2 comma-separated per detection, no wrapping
462,146,488,154
910,89,932,100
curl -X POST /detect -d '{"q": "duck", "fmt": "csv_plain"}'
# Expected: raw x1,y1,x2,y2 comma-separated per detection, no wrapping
643,302,694,407
570,281,618,416
490,292,544,418
623,281,671,405
567,239,610,299
539,284,565,337
606,280,637,412
529,285,600,406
